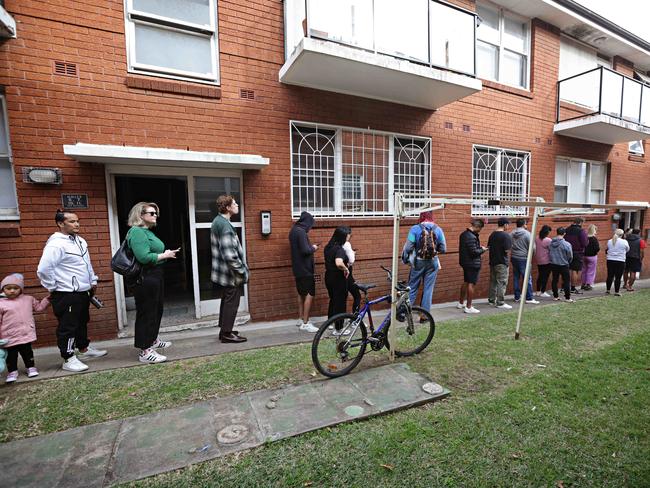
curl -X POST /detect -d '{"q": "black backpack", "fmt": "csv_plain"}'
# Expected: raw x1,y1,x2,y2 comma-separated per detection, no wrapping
416,224,438,260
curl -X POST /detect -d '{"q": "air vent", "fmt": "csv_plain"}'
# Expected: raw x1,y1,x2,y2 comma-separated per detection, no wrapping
54,61,78,77
239,89,255,100
462,124,470,132
444,121,453,129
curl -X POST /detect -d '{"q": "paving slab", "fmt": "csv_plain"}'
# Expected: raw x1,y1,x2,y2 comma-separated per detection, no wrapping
0,363,449,487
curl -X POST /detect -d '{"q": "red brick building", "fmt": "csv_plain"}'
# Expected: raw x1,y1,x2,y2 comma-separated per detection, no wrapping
1,0,649,345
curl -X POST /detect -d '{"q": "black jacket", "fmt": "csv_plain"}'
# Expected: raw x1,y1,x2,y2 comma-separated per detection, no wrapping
585,236,600,257
459,229,485,268
627,233,642,259
289,212,315,278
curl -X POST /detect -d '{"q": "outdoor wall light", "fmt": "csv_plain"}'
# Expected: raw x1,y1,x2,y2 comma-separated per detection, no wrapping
22,167,63,184
611,212,621,222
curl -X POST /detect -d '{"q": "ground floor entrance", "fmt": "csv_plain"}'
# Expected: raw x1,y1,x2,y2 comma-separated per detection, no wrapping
106,166,248,333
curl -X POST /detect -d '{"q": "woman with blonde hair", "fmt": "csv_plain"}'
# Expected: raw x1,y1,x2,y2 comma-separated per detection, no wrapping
126,202,179,363
580,224,600,291
605,228,629,296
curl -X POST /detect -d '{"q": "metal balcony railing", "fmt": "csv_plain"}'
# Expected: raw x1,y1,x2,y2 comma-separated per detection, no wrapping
302,0,478,77
557,66,650,128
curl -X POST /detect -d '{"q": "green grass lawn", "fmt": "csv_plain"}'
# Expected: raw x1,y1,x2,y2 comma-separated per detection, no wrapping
2,291,649,487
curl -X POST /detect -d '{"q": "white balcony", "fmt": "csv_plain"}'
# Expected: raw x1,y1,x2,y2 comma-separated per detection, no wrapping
280,0,482,110
554,67,650,144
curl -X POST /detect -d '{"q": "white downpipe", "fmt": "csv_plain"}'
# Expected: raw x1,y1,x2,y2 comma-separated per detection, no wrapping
389,192,402,361
515,202,541,340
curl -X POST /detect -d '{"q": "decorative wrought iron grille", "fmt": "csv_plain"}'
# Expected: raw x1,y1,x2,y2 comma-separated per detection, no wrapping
472,145,529,216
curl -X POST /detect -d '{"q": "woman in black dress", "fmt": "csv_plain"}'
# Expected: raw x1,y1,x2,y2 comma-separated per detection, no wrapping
324,226,351,322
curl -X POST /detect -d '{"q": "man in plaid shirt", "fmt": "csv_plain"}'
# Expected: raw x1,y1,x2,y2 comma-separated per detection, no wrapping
211,195,249,343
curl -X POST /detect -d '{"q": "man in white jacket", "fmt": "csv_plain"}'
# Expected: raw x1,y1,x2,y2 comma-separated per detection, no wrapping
37,210,107,372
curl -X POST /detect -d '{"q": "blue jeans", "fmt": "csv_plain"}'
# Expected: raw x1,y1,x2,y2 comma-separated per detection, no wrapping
511,257,533,301
408,259,439,312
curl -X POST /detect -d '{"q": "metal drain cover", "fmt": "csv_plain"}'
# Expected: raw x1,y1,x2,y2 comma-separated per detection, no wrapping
217,424,249,445
422,382,444,395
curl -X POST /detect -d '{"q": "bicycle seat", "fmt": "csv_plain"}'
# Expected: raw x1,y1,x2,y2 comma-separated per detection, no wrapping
355,282,377,293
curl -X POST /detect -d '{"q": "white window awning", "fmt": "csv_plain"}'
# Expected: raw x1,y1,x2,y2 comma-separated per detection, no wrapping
615,200,650,209
63,143,269,170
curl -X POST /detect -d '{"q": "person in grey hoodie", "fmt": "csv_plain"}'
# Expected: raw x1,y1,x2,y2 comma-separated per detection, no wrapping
37,210,107,373
510,219,538,304
548,227,574,302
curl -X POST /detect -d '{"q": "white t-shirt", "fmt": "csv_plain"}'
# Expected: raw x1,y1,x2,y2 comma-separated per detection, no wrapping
342,241,355,265
606,238,630,262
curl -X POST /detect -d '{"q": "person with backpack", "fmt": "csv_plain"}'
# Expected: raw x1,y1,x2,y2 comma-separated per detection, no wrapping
457,219,488,314
510,218,539,305
487,218,512,309
401,211,446,315
624,229,645,291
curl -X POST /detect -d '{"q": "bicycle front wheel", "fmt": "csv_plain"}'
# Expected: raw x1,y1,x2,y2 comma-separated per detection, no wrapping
311,313,367,378
393,305,435,357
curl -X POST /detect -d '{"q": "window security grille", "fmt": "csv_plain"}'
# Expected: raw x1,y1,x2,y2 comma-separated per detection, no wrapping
472,145,530,216
291,122,431,217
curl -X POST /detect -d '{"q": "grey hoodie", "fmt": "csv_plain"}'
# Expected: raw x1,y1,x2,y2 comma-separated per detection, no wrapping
549,237,573,266
510,227,534,259
37,232,98,292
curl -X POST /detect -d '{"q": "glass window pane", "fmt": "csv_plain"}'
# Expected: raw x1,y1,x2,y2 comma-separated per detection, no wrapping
134,23,213,75
589,190,604,204
568,161,588,203
374,0,428,62
555,159,568,185
476,41,498,80
194,176,241,223
554,186,567,203
503,15,526,53
0,158,18,210
476,4,499,45
590,164,606,190
629,140,644,155
308,0,373,50
622,78,642,122
133,0,212,26
0,104,8,155
501,49,526,88
600,68,623,116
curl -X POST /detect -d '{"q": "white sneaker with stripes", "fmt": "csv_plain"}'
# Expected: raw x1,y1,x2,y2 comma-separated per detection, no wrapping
139,348,167,364
63,356,89,372
152,338,172,349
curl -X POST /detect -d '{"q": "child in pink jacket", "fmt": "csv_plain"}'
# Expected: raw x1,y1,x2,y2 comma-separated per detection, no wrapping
1,273,50,383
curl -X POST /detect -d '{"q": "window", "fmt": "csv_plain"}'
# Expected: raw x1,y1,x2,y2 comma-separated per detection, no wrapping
629,141,645,156
125,0,219,83
0,94,18,220
472,145,530,216
291,122,430,217
476,2,529,89
554,158,607,207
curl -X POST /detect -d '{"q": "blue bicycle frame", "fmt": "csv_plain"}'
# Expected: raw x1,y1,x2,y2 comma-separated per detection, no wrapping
354,293,393,342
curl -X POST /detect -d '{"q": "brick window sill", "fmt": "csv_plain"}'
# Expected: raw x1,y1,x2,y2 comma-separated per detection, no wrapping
125,75,221,99
0,221,21,237
628,154,645,163
481,79,534,99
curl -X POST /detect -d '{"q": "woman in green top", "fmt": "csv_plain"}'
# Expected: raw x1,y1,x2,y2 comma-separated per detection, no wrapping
126,202,179,364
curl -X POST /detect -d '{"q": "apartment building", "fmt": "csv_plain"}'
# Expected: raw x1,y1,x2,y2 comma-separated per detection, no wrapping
0,0,649,345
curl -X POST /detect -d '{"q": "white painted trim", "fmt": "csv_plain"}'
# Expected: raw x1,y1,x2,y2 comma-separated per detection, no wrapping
64,143,269,170
105,169,127,330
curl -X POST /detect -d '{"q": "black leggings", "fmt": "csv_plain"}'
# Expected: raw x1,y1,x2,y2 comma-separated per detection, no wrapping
536,263,551,293
133,266,165,349
606,260,626,293
347,266,361,313
551,264,571,299
6,343,35,372
325,271,348,327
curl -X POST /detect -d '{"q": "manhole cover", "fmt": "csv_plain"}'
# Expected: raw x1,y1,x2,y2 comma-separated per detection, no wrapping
422,382,444,395
344,405,365,417
217,424,249,445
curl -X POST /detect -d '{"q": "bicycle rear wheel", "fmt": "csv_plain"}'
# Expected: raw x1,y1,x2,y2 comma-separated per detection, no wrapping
392,305,435,357
311,313,367,378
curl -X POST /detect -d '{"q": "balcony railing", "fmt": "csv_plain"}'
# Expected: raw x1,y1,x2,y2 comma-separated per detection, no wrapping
557,66,650,129
287,0,477,77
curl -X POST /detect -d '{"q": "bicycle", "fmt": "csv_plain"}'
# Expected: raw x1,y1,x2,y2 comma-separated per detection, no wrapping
311,266,435,378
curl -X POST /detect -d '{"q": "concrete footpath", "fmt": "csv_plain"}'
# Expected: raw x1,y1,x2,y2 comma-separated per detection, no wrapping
0,363,449,487
10,278,650,383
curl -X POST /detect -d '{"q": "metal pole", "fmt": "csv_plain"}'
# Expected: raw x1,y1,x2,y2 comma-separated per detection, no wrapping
389,192,401,361
515,203,541,340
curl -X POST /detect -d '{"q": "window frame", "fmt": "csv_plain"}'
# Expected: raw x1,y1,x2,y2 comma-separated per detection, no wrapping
0,94,19,221
476,0,531,90
471,144,531,216
554,157,608,212
629,140,645,156
290,121,431,218
124,0,220,84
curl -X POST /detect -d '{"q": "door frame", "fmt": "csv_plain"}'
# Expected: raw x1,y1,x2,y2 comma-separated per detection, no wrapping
105,164,248,331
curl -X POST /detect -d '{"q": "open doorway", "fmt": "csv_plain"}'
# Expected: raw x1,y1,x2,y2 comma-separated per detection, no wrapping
114,175,195,329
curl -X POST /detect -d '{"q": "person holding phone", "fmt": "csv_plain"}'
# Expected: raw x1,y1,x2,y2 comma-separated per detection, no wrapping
126,202,179,364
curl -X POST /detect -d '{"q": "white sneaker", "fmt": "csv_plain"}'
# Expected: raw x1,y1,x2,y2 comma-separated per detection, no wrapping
497,303,512,309
464,306,480,314
564,298,575,303
456,303,465,309
296,319,303,327
541,291,551,298
76,346,107,359
525,299,540,304
299,322,319,333
139,348,167,364
63,356,89,372
152,338,172,349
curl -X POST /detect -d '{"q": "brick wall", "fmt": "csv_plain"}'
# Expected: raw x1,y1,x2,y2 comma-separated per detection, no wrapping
0,1,648,345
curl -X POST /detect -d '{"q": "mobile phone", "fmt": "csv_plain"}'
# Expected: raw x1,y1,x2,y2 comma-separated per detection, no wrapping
89,296,104,309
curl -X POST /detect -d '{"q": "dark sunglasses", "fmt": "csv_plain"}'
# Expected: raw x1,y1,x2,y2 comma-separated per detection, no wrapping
142,211,158,216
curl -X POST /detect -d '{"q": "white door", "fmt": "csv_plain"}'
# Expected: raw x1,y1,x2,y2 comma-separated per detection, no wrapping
189,175,248,317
